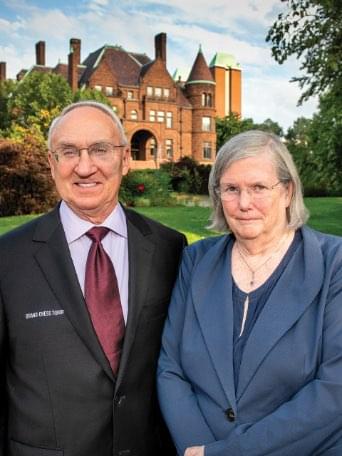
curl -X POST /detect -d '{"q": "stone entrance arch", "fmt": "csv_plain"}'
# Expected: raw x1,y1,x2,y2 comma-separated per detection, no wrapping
130,129,158,161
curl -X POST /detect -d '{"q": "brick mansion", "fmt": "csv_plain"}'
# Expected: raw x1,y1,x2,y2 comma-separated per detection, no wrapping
0,33,241,168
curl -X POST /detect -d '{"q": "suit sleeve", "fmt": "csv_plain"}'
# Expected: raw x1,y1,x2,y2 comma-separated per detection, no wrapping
0,285,7,455
204,251,342,456
157,248,216,455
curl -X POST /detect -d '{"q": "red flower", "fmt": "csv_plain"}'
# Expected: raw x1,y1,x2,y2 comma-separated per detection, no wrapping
136,183,145,193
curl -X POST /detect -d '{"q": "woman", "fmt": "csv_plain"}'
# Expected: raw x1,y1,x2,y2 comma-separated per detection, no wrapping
157,130,342,456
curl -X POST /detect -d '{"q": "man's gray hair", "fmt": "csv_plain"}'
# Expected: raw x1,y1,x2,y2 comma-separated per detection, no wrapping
208,130,309,232
47,101,128,149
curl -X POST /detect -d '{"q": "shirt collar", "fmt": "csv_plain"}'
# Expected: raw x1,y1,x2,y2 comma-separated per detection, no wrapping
59,201,127,244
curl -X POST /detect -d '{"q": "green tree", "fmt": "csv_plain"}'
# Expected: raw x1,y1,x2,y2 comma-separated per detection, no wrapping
309,89,342,193
0,79,17,134
73,87,112,106
266,0,342,103
216,114,255,149
8,72,73,130
255,118,284,137
285,117,318,190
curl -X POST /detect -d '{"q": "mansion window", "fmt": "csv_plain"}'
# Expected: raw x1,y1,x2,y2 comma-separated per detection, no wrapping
166,112,173,128
203,142,212,159
157,111,165,123
149,138,157,157
127,90,134,100
147,86,153,96
202,116,211,131
149,110,156,122
155,87,162,98
202,92,213,107
94,85,102,91
165,139,173,159
164,88,170,98
130,110,138,120
105,86,113,96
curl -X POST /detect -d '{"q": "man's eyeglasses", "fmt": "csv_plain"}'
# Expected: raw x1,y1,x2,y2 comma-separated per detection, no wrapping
52,142,126,164
216,181,283,202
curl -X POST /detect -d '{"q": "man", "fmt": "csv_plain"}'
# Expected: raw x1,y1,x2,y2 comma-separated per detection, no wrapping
0,101,186,456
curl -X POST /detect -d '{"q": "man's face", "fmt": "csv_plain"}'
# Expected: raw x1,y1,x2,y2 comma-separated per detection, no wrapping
48,106,130,224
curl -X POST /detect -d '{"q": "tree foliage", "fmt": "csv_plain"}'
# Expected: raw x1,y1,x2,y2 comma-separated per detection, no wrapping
73,87,112,106
216,114,284,150
0,136,58,216
267,0,342,103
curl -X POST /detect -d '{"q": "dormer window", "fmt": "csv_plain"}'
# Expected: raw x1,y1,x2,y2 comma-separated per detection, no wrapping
127,90,134,100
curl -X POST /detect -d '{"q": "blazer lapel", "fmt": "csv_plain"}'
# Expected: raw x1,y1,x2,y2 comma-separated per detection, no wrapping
115,209,155,390
237,227,325,400
33,207,114,381
192,235,237,410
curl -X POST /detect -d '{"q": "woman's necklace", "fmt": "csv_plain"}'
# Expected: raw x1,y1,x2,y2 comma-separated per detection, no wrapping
235,233,290,288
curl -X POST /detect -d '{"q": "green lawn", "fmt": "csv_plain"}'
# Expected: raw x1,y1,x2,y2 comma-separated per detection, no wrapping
0,197,341,243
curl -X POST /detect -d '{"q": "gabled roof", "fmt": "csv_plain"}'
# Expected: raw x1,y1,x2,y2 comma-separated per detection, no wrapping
79,45,152,87
186,47,215,85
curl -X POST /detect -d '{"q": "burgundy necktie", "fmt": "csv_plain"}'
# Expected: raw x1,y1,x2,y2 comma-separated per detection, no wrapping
85,227,125,374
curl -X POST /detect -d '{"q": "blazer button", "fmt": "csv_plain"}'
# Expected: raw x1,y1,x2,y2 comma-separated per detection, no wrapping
114,395,126,407
225,407,235,422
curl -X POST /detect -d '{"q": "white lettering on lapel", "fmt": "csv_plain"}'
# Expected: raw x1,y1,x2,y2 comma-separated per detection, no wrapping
25,309,64,319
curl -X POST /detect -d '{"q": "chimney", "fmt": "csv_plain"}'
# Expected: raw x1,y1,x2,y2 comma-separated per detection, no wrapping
155,33,166,63
70,38,81,66
68,38,81,92
0,62,6,82
35,41,46,66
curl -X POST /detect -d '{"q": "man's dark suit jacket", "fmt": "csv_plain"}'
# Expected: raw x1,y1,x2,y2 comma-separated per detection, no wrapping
0,205,186,456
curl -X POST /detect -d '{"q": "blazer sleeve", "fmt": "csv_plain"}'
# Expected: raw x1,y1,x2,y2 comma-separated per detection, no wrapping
157,248,216,455
204,250,342,456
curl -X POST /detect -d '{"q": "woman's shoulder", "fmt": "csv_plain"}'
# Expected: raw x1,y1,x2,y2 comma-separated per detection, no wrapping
184,234,232,263
301,225,342,265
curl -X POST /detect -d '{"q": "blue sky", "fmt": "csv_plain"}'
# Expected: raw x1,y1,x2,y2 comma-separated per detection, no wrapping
0,0,317,130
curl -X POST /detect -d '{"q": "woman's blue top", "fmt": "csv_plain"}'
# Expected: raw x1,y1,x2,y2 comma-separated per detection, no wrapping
232,230,302,388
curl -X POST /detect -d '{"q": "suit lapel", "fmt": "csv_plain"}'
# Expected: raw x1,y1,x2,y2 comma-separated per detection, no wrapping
33,207,114,381
115,208,155,390
192,235,237,410
236,227,325,400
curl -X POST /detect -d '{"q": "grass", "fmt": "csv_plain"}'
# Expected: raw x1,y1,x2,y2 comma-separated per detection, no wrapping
0,197,341,243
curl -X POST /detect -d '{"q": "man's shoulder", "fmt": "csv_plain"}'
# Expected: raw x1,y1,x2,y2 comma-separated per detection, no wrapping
0,208,59,251
124,207,186,244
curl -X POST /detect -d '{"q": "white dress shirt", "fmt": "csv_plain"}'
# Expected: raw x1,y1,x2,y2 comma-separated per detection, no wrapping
59,201,129,323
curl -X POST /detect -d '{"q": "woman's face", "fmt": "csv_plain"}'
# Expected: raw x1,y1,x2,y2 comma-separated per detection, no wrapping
219,152,292,243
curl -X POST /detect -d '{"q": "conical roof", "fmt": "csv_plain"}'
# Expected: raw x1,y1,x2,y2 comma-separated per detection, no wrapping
186,46,214,85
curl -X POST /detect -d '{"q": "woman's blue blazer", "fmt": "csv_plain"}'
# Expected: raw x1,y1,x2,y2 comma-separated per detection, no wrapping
157,226,342,455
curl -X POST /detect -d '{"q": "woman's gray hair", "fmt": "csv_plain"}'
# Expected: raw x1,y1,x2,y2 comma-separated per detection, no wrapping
208,130,309,232
47,100,128,149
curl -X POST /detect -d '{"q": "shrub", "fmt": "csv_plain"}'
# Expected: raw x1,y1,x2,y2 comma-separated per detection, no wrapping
0,137,58,216
120,169,172,207
161,156,211,194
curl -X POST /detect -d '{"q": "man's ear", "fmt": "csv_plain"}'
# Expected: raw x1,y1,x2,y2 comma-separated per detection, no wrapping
122,146,130,176
48,151,56,180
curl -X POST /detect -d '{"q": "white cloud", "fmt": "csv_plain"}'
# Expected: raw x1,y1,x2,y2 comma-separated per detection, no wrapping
243,76,318,130
0,0,316,128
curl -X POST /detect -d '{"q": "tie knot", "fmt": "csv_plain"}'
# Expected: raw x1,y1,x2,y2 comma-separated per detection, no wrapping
86,226,110,243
